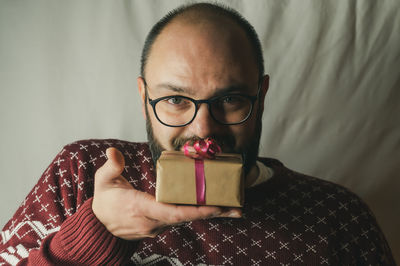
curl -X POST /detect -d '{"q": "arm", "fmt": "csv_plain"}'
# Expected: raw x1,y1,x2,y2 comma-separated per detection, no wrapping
1,143,240,265
0,143,134,265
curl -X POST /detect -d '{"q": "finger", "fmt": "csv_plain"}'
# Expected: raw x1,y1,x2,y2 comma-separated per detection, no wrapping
95,147,126,186
219,207,242,218
164,205,242,220
136,190,238,224
158,205,222,224
160,205,242,224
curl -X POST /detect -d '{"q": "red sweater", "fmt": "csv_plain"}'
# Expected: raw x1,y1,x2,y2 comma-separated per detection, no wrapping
0,139,395,265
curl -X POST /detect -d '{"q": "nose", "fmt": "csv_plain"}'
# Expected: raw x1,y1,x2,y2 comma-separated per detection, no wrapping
187,103,219,139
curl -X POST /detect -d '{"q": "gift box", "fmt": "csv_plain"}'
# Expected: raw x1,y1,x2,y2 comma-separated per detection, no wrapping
156,151,244,207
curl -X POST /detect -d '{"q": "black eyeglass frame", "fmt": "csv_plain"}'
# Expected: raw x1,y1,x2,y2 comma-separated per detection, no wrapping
144,80,261,128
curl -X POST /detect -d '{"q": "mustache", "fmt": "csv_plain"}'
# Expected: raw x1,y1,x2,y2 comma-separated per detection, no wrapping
172,135,236,153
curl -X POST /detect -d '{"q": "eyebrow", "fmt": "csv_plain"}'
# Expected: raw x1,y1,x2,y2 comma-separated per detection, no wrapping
154,83,193,94
213,85,249,96
154,83,250,96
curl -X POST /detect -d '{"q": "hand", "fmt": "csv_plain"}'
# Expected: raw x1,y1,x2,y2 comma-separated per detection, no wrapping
92,147,242,240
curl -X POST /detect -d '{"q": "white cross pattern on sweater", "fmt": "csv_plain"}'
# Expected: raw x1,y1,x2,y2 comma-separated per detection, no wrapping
0,139,393,265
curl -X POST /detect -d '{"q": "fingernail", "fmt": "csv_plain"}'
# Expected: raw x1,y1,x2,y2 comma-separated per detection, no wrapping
229,211,241,218
221,210,241,218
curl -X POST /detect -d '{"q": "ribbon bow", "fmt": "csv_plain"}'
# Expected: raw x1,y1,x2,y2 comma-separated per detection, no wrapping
182,138,221,205
183,138,222,159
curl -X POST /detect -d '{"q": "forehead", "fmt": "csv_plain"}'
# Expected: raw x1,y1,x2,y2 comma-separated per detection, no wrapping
145,17,259,96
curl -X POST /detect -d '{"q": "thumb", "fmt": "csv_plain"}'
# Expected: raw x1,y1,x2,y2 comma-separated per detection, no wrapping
95,147,126,185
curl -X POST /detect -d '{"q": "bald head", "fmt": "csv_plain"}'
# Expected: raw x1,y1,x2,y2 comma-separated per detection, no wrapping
140,3,264,81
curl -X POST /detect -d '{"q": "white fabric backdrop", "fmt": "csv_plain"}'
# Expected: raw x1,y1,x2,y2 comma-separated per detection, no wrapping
1,0,399,262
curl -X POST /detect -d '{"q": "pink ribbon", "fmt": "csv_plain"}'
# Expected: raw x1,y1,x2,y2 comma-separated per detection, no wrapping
194,159,205,204
183,138,221,204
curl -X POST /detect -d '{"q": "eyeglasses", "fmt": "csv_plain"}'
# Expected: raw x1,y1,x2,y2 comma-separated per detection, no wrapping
145,81,260,127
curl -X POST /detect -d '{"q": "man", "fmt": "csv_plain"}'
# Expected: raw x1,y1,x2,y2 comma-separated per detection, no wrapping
0,3,395,265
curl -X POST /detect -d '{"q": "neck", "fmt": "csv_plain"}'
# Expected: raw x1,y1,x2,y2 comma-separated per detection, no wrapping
245,162,259,188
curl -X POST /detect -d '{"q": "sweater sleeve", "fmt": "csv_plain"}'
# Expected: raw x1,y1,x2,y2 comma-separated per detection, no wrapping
19,198,135,265
0,141,136,265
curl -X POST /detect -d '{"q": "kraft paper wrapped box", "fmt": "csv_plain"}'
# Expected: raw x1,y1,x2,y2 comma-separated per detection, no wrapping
156,151,244,207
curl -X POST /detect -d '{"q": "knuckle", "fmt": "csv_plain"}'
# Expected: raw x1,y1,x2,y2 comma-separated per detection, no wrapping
168,212,184,224
141,226,164,238
135,224,155,237
112,162,125,175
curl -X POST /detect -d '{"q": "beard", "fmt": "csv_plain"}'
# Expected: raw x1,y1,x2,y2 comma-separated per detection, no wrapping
145,105,262,176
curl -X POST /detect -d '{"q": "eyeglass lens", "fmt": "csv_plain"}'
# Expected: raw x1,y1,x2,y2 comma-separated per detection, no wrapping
154,95,252,126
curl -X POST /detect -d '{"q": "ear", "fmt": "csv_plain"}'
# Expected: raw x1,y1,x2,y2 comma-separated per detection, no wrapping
137,77,147,119
258,75,269,113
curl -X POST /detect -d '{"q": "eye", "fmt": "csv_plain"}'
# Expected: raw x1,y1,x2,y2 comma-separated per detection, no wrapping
167,96,183,105
162,96,192,109
220,95,241,104
222,96,233,103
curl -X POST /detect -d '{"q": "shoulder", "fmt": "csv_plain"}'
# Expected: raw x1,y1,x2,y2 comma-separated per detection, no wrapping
255,157,394,264
54,139,152,175
62,139,149,154
60,139,149,161
256,157,380,237
257,156,366,207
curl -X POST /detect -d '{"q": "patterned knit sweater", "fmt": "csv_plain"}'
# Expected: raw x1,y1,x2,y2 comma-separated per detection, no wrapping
0,139,395,265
